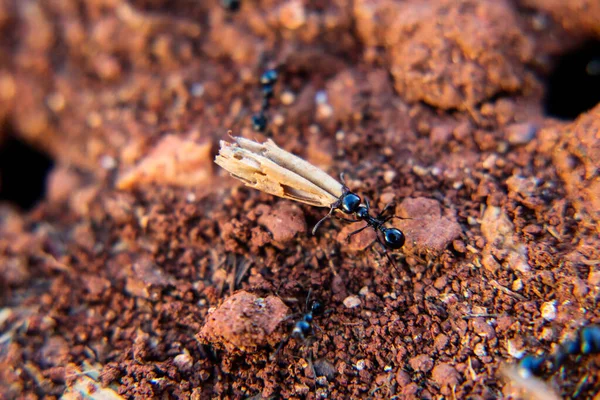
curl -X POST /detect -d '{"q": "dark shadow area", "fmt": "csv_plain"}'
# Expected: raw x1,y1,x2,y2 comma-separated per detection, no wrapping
544,40,600,120
0,127,54,211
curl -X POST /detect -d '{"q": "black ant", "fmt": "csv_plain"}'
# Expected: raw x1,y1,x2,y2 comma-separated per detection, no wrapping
221,0,241,12
252,69,278,132
270,291,324,361
312,174,406,269
517,324,600,379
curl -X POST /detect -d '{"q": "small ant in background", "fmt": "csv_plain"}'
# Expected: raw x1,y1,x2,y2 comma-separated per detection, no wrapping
312,174,406,270
245,68,408,271
221,0,241,12
252,69,278,133
271,290,324,361
517,324,600,378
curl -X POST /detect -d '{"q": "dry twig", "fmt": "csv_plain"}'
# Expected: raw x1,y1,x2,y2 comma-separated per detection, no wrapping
215,136,343,208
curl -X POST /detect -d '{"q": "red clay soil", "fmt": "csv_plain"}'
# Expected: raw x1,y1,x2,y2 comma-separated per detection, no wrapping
1,0,599,399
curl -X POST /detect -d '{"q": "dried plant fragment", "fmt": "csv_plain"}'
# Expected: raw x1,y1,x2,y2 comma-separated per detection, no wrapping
215,136,343,208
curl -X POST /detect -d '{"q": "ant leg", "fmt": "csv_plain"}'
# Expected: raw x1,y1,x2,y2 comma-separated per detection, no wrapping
305,288,312,312
389,215,414,221
377,202,396,219
373,235,404,277
312,206,336,235
333,215,362,223
346,224,369,242
364,197,371,212
270,334,291,361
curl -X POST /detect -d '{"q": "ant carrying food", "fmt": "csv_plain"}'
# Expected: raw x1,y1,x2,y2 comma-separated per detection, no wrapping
312,174,406,269
517,324,600,379
270,291,324,361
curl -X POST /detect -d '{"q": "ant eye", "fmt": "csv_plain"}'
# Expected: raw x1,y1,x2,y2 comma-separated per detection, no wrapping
341,193,361,213
384,229,405,249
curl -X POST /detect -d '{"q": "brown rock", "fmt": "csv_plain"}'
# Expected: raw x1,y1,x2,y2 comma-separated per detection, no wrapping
505,122,538,145
257,201,306,244
46,167,82,204
551,104,600,224
199,291,289,352
395,197,462,254
521,0,600,37
431,363,462,387
125,257,177,299
470,318,496,339
355,0,534,110
336,222,377,251
409,354,434,373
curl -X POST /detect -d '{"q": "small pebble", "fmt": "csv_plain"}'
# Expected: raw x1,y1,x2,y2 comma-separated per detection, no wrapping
315,376,328,386
317,103,333,119
173,352,193,372
431,363,461,387
280,90,296,105
482,154,497,170
512,279,523,291
383,170,397,184
409,354,434,373
191,83,204,97
474,343,487,357
540,327,554,341
506,122,538,145
540,301,556,321
100,155,117,170
315,90,328,104
506,339,525,358
354,359,366,371
343,295,361,309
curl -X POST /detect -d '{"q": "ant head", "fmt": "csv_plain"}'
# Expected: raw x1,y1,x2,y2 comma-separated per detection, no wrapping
581,325,600,354
341,192,361,214
310,301,324,316
260,69,278,86
252,114,267,132
383,228,405,249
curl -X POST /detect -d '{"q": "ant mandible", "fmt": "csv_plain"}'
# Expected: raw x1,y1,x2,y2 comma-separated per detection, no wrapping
312,173,406,251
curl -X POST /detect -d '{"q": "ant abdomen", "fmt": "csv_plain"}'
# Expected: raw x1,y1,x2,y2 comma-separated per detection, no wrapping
383,228,405,250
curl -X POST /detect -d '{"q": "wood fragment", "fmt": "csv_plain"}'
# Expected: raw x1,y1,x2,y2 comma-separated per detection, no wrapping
215,136,343,208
